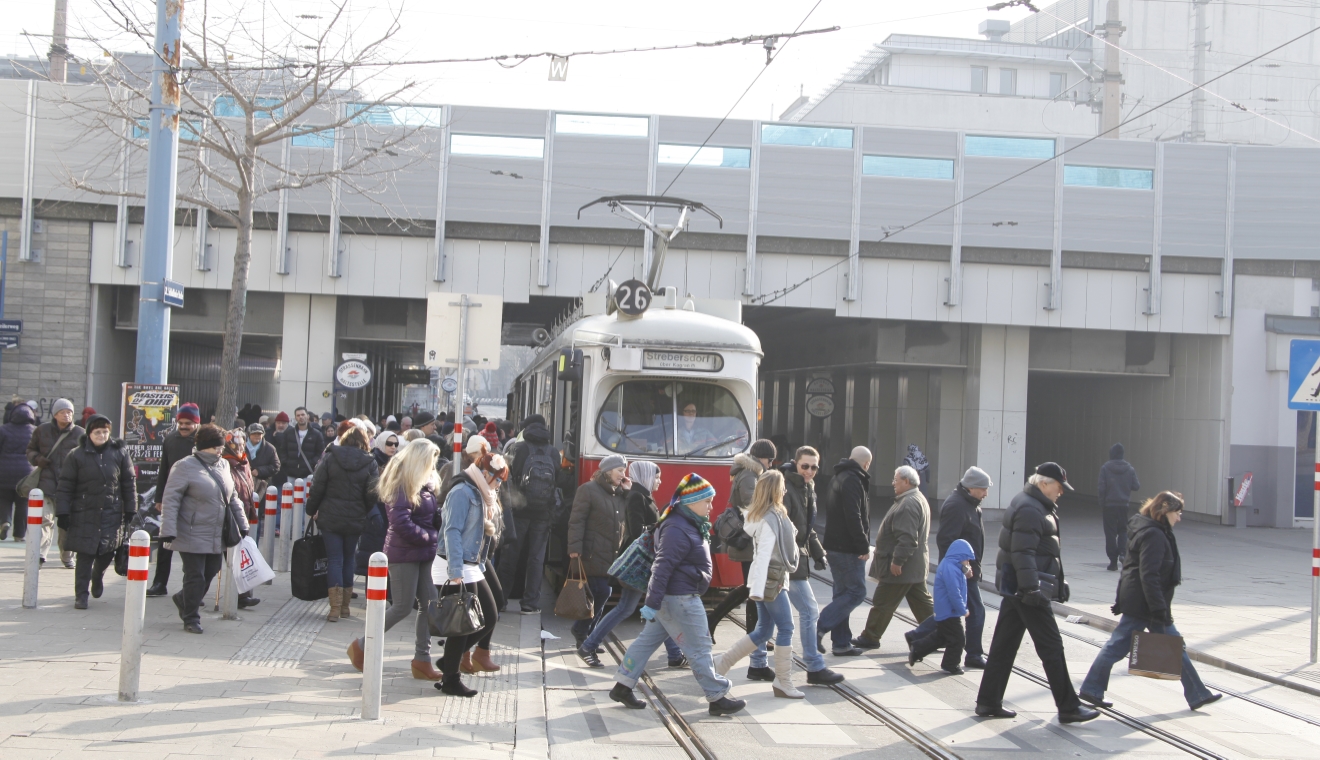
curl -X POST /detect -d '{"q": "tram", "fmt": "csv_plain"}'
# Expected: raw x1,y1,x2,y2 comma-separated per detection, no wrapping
510,284,762,590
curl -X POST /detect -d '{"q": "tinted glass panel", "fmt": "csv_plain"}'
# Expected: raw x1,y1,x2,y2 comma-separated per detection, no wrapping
965,135,1055,158
555,113,648,137
214,96,283,120
597,381,749,458
761,124,853,148
1063,165,1154,190
657,144,751,168
451,134,545,158
863,155,954,180
349,104,444,127
292,129,334,148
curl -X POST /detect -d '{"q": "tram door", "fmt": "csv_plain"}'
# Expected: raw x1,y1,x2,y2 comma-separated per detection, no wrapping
543,360,584,592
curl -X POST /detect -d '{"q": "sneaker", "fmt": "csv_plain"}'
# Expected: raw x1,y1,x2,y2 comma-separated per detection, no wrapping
577,646,603,668
832,647,865,657
708,696,747,716
668,655,689,669
62,558,75,569
806,668,845,686
851,636,880,651
520,606,541,615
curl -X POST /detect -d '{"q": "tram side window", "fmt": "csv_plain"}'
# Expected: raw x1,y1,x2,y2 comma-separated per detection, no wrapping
596,381,749,458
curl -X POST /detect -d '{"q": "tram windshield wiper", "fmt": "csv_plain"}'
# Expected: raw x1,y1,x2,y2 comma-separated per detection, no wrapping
685,433,748,458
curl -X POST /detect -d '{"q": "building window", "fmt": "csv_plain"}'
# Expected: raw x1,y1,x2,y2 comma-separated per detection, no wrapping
658,144,751,168
999,68,1017,95
863,155,954,180
760,124,853,148
450,134,545,158
965,135,1055,159
362,297,408,326
350,104,445,128
1063,165,1154,189
214,96,283,120
971,66,988,93
554,113,649,137
291,129,334,148
1049,72,1067,98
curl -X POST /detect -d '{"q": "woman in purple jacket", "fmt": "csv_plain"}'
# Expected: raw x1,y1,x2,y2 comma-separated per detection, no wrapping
346,438,443,680
609,473,746,717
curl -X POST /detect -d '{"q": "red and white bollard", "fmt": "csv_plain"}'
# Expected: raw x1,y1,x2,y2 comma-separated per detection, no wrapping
120,530,150,701
451,422,463,476
292,477,307,544
262,484,284,563
362,552,388,720
277,482,294,573
22,489,43,608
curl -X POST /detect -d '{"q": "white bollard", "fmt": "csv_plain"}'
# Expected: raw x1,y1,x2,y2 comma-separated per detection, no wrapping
261,485,281,564
277,483,293,573
22,489,43,609
362,552,388,720
120,529,150,701
292,478,307,549
220,544,239,620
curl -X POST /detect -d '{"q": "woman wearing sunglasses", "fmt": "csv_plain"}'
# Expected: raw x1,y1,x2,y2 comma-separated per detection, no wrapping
372,430,400,468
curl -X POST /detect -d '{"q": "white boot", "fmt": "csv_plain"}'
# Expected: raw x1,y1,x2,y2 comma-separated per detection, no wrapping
714,635,759,676
771,645,804,699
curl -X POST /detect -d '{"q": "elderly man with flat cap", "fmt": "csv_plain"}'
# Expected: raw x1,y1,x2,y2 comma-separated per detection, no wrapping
974,462,1099,725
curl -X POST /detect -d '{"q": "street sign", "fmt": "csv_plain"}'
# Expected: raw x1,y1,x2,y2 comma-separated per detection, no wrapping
342,352,367,361
162,279,184,309
1233,473,1254,507
335,360,372,389
0,319,22,335
806,395,835,418
424,293,503,369
441,376,458,394
1289,339,1320,410
0,335,18,350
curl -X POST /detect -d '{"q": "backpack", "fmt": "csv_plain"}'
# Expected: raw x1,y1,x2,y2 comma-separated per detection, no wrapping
519,444,558,510
714,505,752,554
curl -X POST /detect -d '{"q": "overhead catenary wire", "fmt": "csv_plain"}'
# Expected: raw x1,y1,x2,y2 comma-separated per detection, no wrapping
749,17,1320,306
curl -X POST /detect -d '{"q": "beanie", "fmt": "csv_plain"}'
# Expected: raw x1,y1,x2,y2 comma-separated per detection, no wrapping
177,403,201,424
960,466,993,490
599,454,627,474
466,434,491,454
274,411,290,424
673,473,716,506
194,424,225,451
749,438,776,460
52,398,74,416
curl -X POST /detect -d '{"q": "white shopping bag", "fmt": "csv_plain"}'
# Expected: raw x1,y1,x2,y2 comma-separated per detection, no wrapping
234,536,275,593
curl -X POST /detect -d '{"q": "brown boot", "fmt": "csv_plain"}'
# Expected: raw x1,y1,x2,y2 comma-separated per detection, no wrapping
347,638,364,672
471,647,500,673
460,651,476,675
340,587,352,619
411,658,443,681
326,588,341,622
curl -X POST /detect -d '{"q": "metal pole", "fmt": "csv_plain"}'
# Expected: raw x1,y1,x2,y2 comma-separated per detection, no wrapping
220,544,239,620
134,0,182,383
119,529,150,701
277,483,294,572
452,295,470,477
292,478,306,551
1,231,8,381
22,489,43,608
1311,444,1319,663
361,552,388,720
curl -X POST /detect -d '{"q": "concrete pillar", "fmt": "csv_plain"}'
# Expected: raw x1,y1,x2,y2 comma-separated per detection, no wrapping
278,294,338,414
963,325,1029,511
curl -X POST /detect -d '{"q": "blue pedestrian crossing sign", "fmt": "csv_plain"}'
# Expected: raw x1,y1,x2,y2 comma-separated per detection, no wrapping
1288,339,1320,411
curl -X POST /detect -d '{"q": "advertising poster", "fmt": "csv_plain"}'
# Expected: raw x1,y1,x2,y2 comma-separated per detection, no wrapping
120,383,180,489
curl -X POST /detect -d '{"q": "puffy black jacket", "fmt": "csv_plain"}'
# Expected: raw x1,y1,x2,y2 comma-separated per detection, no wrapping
823,458,871,556
1097,458,1140,507
936,484,985,580
305,445,379,535
154,431,198,506
56,437,136,556
995,484,1064,595
1114,513,1181,622
781,462,825,580
278,425,325,481
0,404,36,490
248,440,281,481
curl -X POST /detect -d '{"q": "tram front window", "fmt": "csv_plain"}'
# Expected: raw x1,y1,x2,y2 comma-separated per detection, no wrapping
597,381,749,458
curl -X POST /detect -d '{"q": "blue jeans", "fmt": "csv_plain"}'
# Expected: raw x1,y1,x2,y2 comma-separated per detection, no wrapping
818,550,868,651
750,591,794,650
751,580,823,671
1080,615,1214,707
322,531,360,589
907,577,985,660
616,594,730,702
583,584,682,660
571,576,615,642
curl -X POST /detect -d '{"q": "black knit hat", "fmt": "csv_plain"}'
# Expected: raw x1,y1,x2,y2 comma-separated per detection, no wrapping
749,438,776,460
86,414,113,432
194,423,226,451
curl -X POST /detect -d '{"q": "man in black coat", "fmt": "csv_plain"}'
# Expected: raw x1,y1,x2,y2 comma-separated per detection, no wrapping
245,423,281,487
146,403,200,597
496,414,562,613
817,446,873,657
1097,442,1141,571
55,415,136,609
278,407,325,485
975,462,1099,725
931,466,992,668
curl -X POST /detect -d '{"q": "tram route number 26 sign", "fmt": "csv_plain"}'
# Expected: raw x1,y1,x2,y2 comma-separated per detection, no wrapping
614,280,652,316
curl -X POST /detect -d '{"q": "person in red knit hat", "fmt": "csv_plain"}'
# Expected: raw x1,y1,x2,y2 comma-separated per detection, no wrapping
481,421,500,452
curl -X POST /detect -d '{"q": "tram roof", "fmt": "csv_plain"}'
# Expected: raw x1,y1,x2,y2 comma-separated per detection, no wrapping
559,309,763,356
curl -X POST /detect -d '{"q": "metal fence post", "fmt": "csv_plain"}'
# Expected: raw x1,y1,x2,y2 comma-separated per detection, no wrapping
22,488,43,608
362,552,388,720
119,529,150,701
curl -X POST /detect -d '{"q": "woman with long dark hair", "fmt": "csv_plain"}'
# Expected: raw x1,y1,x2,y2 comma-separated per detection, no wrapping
307,425,380,622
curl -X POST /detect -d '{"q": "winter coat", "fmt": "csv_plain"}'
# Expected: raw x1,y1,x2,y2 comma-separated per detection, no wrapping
0,404,36,490
1114,513,1181,623
623,481,661,549
55,436,136,556
27,420,85,496
870,486,931,585
824,458,871,556
372,449,391,468
507,422,566,513
645,507,713,609
159,453,249,555
745,509,799,600
781,462,825,580
1097,458,1141,508
566,479,628,577
381,485,440,565
154,431,198,505
305,445,380,536
278,425,326,481
223,453,255,518
247,440,281,481
440,477,493,580
936,484,986,580
994,484,1065,595
354,501,388,575
933,539,976,621
724,453,764,562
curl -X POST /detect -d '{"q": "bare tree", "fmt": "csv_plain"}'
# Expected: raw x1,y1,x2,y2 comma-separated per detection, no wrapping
57,0,434,427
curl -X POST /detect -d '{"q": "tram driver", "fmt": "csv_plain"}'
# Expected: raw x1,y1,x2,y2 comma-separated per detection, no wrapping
677,401,720,455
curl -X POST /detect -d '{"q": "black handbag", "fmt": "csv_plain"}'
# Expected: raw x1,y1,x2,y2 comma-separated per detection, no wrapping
291,520,329,601
428,580,485,637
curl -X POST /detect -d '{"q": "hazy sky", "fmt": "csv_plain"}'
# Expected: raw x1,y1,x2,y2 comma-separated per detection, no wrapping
3,0,1033,119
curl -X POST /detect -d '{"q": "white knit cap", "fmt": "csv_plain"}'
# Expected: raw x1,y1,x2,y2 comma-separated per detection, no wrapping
466,435,491,454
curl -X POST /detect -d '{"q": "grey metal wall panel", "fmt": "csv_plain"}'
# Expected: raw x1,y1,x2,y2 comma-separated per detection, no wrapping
654,166,750,235
757,145,853,240
337,127,440,218
447,155,544,226
1162,143,1229,258
862,126,958,158
32,97,116,202
960,157,1054,249
860,176,955,246
1062,136,1156,168
0,82,27,197
1233,146,1320,259
657,115,753,147
1062,186,1154,255
549,135,649,228
450,106,547,137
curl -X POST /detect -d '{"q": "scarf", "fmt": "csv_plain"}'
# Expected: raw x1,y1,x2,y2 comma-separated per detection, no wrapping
245,441,260,459
903,444,929,470
659,501,712,543
465,462,501,537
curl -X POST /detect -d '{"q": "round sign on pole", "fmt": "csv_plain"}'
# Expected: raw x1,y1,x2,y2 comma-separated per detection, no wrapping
335,360,372,389
441,376,458,394
806,395,835,418
614,279,652,316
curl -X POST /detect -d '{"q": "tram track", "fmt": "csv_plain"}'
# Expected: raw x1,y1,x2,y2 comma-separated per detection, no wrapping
601,632,718,760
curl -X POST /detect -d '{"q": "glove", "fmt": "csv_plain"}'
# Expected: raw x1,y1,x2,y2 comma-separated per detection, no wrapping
55,514,69,531
814,558,827,571
639,605,658,622
122,514,133,527
1020,589,1052,609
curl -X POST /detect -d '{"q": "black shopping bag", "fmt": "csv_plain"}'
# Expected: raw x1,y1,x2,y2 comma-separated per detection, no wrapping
291,522,329,601
1128,630,1184,680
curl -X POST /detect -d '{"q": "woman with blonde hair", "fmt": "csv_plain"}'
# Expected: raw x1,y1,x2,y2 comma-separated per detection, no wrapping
345,438,442,681
711,469,803,698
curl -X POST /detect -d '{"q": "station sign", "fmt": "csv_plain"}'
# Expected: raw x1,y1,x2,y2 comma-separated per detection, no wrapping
642,350,723,372
806,395,835,418
0,335,18,350
162,279,185,309
441,376,459,394
335,360,372,389
0,319,22,335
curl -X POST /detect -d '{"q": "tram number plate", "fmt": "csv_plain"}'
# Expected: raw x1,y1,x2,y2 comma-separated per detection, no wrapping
615,279,652,316
642,350,723,372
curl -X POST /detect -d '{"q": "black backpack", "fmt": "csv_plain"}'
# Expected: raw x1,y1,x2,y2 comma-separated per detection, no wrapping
714,505,752,554
519,443,558,510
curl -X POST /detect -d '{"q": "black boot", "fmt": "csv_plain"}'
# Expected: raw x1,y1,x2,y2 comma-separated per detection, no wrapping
746,665,775,682
437,673,477,697
708,696,747,716
609,683,646,709
146,581,168,597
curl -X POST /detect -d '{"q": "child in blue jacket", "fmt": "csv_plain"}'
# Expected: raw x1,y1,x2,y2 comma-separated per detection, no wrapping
908,538,976,674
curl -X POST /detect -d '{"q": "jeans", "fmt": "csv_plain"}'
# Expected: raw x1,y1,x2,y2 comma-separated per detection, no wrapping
497,513,549,609
571,575,615,642
861,581,935,642
976,595,1080,712
584,584,682,660
322,531,360,589
749,591,794,651
911,617,966,671
378,561,437,660
1080,615,1213,706
616,594,730,702
1102,506,1130,562
817,551,869,651
178,552,223,626
439,577,499,675
751,580,823,671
